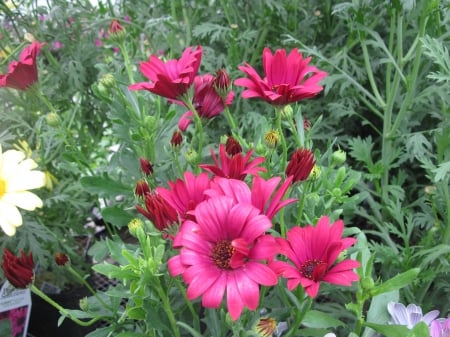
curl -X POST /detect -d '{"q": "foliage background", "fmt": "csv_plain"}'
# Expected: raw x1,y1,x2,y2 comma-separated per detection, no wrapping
0,0,449,336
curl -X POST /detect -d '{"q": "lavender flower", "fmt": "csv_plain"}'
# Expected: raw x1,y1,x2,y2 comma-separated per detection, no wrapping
387,302,440,329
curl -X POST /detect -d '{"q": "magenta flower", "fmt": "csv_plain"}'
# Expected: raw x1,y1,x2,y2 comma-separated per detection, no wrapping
168,195,278,320
235,48,327,106
271,216,360,298
177,74,234,131
156,171,210,222
285,148,315,183
430,317,450,337
200,144,266,180
2,248,34,288
205,176,296,220
129,46,202,100
0,41,45,91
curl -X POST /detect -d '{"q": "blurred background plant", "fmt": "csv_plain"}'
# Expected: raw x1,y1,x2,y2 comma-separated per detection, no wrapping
0,0,449,336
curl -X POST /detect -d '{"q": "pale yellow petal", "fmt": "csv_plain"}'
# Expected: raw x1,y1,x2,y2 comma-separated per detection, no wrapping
2,191,43,210
0,202,22,236
7,171,46,191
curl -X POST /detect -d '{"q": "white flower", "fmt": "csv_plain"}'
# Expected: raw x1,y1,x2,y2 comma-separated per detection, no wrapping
387,301,440,329
324,334,337,337
0,145,46,236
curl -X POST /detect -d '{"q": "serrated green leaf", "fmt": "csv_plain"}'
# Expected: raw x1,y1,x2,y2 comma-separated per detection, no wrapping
102,206,134,229
370,268,420,296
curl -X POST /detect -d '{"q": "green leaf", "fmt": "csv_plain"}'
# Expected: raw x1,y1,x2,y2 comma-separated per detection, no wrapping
102,206,134,229
365,323,411,337
411,321,430,337
302,310,345,328
362,290,399,337
370,268,420,296
80,175,130,196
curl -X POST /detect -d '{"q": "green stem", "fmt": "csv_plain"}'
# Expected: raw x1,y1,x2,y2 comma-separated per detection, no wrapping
175,278,200,332
155,279,181,337
276,108,288,173
182,98,203,171
31,285,102,326
286,296,312,337
119,42,135,85
179,0,191,45
360,38,386,109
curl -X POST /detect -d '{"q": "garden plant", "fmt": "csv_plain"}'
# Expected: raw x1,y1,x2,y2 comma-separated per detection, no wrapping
0,1,449,337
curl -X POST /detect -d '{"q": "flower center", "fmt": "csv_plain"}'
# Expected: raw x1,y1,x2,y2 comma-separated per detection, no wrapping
212,240,235,270
0,178,6,198
300,259,327,281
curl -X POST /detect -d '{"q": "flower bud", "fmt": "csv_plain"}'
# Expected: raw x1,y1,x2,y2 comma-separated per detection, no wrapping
128,218,144,237
139,158,153,176
213,68,232,99
54,252,70,266
331,149,346,166
264,130,279,149
255,317,277,337
79,297,88,311
310,164,321,180
225,136,242,156
1,249,34,288
99,73,116,88
280,105,293,120
135,179,150,198
361,277,375,290
185,148,200,166
108,20,126,42
170,130,183,147
45,112,61,127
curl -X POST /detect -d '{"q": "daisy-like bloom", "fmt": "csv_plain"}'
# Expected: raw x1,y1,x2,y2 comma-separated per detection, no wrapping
270,216,360,298
0,146,46,236
136,191,178,232
285,148,315,183
205,176,296,220
129,46,202,100
234,47,327,106
156,171,210,222
177,74,234,131
0,41,45,91
200,144,266,180
387,302,440,329
168,195,279,320
2,248,34,288
430,317,450,337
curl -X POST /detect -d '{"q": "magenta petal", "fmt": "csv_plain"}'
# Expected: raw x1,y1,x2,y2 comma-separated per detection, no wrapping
234,271,259,311
168,255,186,276
201,272,227,308
187,269,221,300
226,273,245,320
245,262,278,286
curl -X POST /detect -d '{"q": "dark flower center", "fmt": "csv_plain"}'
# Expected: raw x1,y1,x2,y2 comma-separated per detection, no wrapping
301,259,327,281
212,240,235,270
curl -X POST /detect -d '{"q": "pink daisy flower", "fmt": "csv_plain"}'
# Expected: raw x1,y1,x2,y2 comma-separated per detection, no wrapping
271,216,360,298
129,46,202,100
205,175,296,220
168,195,279,320
235,48,327,106
200,144,266,180
156,171,210,222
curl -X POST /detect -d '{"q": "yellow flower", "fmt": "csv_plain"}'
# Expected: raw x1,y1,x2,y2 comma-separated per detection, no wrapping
0,145,46,236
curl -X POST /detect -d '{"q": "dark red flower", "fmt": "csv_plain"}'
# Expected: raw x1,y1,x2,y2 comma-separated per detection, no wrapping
2,249,34,288
136,192,178,232
285,148,315,183
170,130,183,147
235,48,327,106
225,136,242,156
129,46,202,100
177,74,234,131
54,252,70,266
213,68,232,98
135,179,150,198
0,41,45,91
139,157,153,176
200,144,266,180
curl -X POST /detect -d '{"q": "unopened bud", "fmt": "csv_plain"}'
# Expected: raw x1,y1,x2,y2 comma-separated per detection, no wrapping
185,148,200,166
331,149,347,166
108,20,126,42
264,130,279,149
280,105,293,120
79,297,88,311
213,68,232,99
99,73,116,88
45,112,60,127
54,252,70,266
128,218,144,237
170,130,183,147
225,136,242,156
